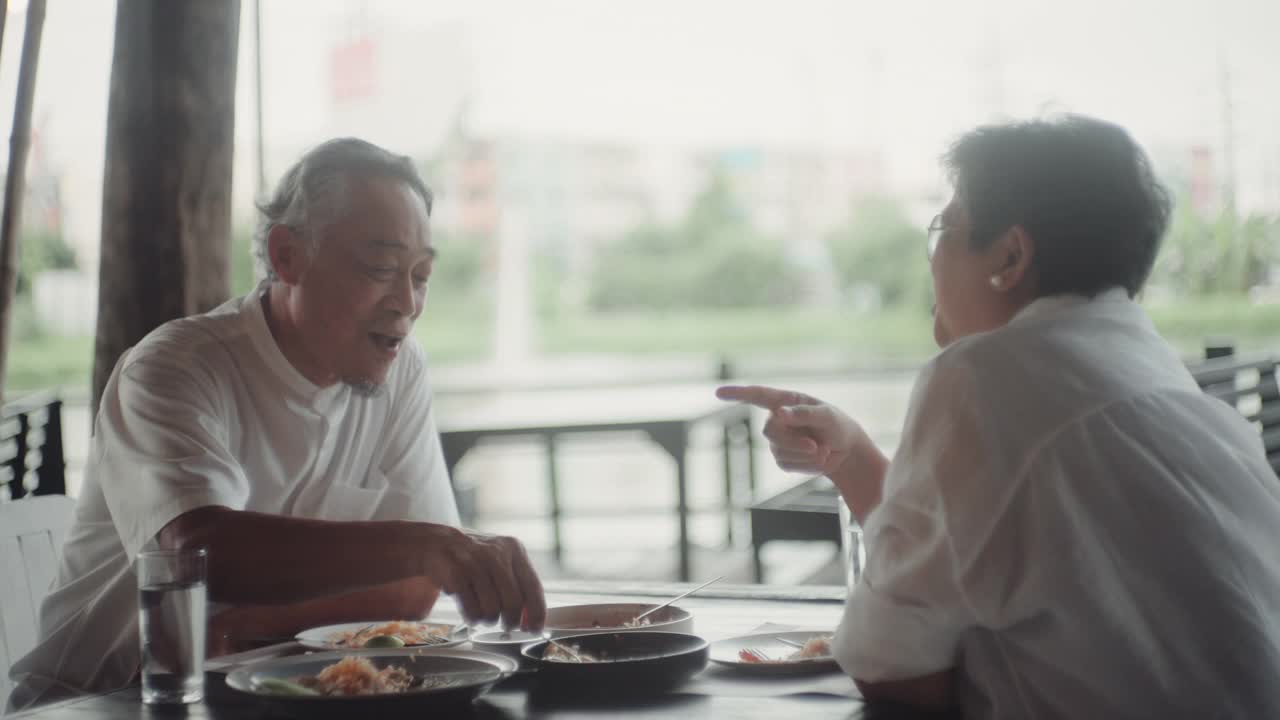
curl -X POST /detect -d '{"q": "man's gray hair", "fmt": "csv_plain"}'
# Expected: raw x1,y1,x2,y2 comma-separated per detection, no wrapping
254,138,433,281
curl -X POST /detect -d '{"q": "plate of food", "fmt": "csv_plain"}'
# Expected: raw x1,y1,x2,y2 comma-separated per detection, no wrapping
521,631,708,696
295,620,467,651
542,603,693,638
225,647,518,715
708,631,839,674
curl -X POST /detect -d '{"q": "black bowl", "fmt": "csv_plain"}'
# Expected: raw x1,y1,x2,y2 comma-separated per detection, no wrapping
521,631,708,697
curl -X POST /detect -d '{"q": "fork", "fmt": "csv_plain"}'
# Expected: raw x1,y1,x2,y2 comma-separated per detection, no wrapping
543,634,586,661
738,648,778,663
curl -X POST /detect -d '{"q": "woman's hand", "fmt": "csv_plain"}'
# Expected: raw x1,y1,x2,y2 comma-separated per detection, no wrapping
716,385,890,523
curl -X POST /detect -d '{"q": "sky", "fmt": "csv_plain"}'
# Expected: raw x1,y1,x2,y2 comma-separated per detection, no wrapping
1,0,1279,260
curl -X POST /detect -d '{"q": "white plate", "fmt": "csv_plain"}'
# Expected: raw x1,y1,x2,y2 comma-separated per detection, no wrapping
708,630,839,674
295,620,468,651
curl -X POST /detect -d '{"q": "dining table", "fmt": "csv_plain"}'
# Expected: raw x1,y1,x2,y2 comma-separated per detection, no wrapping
9,581,956,719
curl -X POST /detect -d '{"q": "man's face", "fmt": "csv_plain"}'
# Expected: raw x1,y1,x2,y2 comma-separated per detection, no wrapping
291,175,434,391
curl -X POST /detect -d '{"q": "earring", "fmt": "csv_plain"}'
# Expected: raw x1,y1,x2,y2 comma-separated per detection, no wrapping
989,275,1003,289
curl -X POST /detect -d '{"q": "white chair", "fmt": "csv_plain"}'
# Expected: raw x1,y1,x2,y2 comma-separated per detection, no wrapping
0,495,76,711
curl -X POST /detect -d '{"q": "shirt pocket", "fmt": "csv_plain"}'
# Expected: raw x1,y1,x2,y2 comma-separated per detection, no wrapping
306,483,390,522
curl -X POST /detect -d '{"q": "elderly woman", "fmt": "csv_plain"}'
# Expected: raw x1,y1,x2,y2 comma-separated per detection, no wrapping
720,116,1280,718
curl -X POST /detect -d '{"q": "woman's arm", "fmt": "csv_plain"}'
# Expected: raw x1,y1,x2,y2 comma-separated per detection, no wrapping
856,669,958,709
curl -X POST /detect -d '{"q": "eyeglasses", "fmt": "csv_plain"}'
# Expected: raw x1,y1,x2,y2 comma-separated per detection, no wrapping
926,214,945,259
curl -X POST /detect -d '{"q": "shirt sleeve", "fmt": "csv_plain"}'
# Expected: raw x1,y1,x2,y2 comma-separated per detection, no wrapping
95,345,252,560
374,340,461,527
834,354,986,682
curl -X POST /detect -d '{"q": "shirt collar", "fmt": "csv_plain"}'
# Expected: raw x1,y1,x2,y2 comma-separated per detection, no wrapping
1009,287,1132,328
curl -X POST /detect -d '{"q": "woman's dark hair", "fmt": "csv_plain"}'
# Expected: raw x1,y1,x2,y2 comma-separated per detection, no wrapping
943,115,1172,298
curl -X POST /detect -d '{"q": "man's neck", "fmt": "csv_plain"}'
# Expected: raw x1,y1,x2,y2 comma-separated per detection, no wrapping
260,284,337,387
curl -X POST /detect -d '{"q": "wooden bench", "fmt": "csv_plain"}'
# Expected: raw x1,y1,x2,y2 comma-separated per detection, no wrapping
747,344,1280,582
0,392,66,502
1187,351,1280,475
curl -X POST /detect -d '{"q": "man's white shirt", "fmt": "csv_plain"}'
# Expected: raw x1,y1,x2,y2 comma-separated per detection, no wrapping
10,288,458,703
835,289,1280,719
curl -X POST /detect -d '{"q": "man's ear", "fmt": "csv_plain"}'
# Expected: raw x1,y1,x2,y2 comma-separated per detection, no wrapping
266,225,310,285
987,225,1035,293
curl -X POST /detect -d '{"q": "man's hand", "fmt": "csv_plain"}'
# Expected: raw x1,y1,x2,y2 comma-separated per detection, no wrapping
716,385,890,523
418,527,546,632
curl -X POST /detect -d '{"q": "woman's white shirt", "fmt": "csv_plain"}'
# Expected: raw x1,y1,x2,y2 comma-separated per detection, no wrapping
835,289,1280,719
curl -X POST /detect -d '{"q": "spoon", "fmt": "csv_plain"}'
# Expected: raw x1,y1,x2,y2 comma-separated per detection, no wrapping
630,575,724,625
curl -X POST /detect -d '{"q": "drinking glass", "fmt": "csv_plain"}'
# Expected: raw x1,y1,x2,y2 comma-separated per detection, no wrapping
136,548,207,704
837,498,865,595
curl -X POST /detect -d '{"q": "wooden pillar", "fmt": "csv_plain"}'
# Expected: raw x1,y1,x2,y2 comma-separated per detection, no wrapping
0,0,46,405
92,0,241,416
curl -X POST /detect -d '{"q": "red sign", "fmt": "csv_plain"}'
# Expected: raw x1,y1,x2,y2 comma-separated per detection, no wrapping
330,36,377,105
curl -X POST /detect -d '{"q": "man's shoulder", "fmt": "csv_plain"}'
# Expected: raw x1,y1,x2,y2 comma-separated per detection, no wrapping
123,296,253,374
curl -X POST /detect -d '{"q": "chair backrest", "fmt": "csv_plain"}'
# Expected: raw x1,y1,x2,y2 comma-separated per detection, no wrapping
0,494,76,710
1188,353,1280,475
1,393,66,501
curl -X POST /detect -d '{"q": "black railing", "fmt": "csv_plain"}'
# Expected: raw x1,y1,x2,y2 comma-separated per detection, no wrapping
1,391,66,501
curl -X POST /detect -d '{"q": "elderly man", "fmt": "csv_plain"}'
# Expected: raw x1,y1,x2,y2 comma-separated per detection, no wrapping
9,138,544,709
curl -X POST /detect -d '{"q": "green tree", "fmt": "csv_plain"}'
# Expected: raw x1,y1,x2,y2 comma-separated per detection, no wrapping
588,172,804,310
826,196,931,311
429,230,489,305
1153,199,1280,295
230,225,258,296
16,229,77,296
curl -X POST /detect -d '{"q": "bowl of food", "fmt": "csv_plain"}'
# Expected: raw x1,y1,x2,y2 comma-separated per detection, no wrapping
542,603,693,638
521,631,708,697
225,647,517,716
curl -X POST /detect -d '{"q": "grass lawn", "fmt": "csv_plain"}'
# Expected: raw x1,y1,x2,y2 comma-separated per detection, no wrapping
7,296,1280,393
4,334,94,394
539,306,937,361
542,297,1280,363
3,301,493,394
1146,297,1280,357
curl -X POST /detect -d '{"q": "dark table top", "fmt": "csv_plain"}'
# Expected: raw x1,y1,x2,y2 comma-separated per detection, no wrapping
11,583,954,720
11,678,948,720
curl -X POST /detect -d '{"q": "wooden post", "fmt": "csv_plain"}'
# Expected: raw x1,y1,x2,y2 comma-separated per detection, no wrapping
92,0,241,417
0,0,47,406
0,0,10,62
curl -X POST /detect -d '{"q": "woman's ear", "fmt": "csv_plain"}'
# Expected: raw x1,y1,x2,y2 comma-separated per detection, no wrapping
987,225,1035,293
266,225,310,285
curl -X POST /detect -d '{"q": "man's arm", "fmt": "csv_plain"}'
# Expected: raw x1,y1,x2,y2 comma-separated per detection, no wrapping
158,505,545,630
208,576,441,656
856,669,957,709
